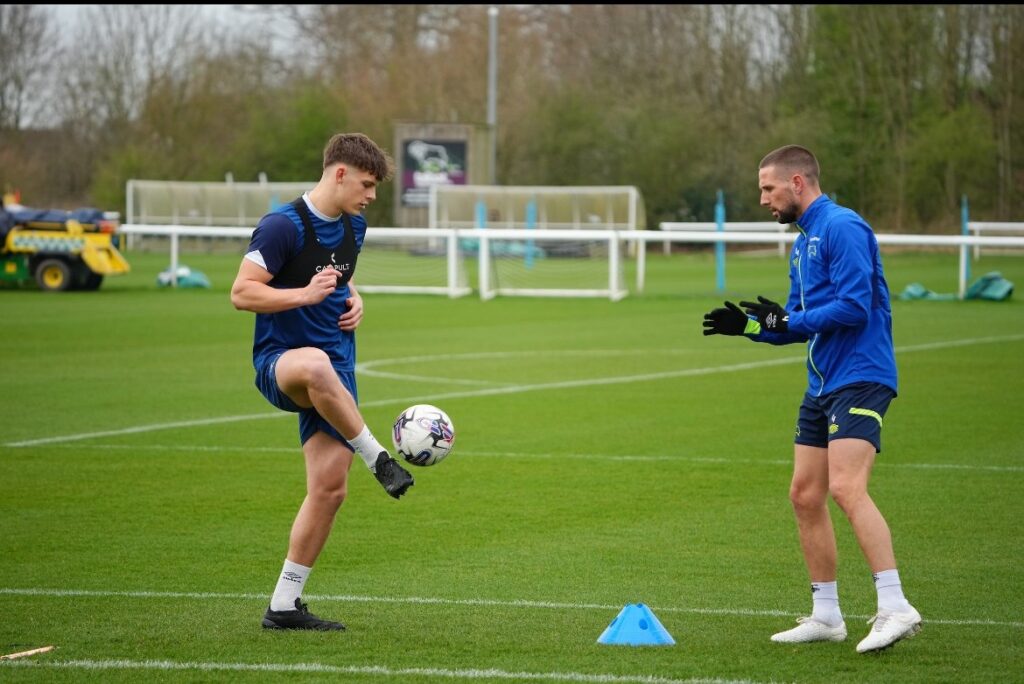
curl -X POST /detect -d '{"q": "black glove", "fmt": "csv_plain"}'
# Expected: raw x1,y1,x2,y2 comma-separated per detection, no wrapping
702,301,751,336
740,296,789,333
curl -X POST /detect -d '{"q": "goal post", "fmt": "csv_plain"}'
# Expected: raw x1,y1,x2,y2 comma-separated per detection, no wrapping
472,228,628,301
356,227,471,298
430,184,644,299
124,179,473,296
123,180,660,299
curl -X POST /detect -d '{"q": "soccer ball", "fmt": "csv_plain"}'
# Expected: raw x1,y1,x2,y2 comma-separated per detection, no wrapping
392,404,456,467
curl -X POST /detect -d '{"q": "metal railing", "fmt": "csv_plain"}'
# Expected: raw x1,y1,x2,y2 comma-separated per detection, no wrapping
119,224,1024,300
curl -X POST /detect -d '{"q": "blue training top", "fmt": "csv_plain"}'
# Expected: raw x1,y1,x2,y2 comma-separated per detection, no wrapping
749,194,898,397
243,193,367,371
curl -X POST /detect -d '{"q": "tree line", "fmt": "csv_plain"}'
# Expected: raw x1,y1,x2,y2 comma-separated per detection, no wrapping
1,4,1021,231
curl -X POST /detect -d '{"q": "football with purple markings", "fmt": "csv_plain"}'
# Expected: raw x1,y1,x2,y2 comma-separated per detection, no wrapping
391,404,456,467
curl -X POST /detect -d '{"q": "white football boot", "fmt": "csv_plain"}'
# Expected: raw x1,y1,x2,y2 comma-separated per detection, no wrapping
856,605,922,653
771,616,848,643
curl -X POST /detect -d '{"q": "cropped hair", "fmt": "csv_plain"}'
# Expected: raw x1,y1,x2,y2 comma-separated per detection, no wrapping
759,145,820,185
323,133,395,182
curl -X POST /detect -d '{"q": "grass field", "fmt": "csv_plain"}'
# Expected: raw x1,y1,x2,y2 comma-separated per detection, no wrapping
2,247,1023,683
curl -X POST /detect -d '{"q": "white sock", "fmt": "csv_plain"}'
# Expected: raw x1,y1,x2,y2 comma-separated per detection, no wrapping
348,424,387,470
873,568,911,613
270,559,311,612
810,581,843,626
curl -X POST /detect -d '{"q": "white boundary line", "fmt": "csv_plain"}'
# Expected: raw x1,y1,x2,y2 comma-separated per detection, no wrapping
461,450,1024,473
5,333,1024,449
1,587,1020,628
2,413,288,448
356,349,700,386
15,443,1024,473
2,356,800,448
0,658,758,684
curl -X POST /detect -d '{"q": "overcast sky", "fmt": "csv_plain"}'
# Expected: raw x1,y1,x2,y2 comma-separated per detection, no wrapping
41,4,299,67
45,4,256,31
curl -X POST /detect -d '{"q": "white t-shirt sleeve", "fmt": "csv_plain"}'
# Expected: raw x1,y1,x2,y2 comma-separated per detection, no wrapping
244,213,298,275
244,250,267,270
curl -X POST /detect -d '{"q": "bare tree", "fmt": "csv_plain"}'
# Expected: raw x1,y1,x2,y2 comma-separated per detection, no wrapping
0,5,55,130
39,6,213,200
984,5,1022,219
53,6,209,144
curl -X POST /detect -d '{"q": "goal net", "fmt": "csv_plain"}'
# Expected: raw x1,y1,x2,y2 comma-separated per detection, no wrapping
123,179,472,296
124,179,312,253
356,228,471,297
430,185,644,299
127,179,312,227
123,181,644,299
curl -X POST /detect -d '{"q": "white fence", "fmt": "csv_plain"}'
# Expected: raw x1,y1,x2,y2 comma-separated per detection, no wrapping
633,230,1024,299
968,222,1024,259
118,224,471,296
659,221,790,256
118,224,1024,300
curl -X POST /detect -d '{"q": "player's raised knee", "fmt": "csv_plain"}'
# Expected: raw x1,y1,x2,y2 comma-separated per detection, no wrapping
283,347,333,381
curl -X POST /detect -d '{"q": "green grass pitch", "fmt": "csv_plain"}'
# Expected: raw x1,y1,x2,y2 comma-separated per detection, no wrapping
1,248,1023,683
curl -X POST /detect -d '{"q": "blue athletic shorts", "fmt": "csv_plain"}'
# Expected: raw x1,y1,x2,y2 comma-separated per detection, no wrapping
795,382,896,453
255,351,358,448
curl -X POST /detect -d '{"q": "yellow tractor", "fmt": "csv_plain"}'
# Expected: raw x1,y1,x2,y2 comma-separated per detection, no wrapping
1,192,130,292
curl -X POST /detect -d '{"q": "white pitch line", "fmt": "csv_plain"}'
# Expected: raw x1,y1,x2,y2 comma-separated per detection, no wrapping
1,587,1020,629
895,333,1024,353
356,349,699,386
5,333,1024,448
464,451,1024,473
12,442,1024,473
2,412,288,448
0,658,759,684
1,356,802,448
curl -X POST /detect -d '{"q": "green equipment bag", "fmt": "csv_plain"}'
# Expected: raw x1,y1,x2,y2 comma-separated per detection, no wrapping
965,271,1014,301
898,282,956,301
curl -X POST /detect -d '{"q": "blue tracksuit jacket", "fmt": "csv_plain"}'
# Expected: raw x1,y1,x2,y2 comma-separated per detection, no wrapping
750,195,898,397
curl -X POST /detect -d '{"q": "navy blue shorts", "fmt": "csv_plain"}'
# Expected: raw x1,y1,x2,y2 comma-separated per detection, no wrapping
255,351,358,448
795,382,896,453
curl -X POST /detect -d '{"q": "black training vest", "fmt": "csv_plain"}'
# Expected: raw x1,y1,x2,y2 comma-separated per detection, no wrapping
270,198,358,288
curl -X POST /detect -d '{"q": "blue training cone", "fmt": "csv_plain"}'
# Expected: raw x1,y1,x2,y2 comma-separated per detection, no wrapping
597,603,676,646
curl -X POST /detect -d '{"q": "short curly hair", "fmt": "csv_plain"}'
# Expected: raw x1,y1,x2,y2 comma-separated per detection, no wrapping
323,133,395,182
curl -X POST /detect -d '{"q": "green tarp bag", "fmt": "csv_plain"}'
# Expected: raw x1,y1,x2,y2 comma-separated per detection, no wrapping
965,271,1014,301
898,283,957,301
